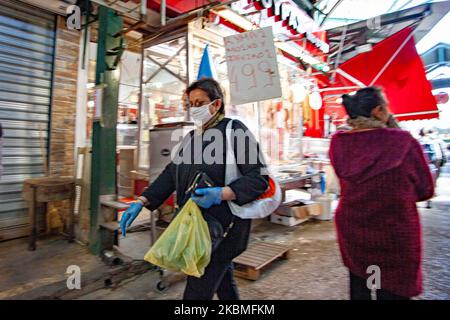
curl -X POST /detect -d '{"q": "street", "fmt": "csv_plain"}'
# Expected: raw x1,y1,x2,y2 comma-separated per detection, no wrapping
0,0,449,304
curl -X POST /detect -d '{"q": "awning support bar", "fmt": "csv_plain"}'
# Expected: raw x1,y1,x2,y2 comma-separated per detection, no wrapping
335,68,366,88
369,28,416,86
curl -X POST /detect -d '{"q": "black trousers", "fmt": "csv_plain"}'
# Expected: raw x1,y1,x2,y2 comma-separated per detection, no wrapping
183,256,239,300
349,272,410,300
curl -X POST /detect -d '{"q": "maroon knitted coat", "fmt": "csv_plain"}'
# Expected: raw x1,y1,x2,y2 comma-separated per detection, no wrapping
329,128,434,297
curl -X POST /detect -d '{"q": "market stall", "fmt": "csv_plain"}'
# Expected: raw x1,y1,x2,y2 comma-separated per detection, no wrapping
129,0,336,227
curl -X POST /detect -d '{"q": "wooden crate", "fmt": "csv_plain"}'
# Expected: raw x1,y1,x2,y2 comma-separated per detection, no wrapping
233,242,291,280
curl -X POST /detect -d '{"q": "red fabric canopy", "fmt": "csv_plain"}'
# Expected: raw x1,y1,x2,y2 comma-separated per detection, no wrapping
147,0,228,17
322,26,439,122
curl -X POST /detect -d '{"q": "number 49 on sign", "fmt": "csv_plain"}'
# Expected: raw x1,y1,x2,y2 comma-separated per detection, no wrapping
229,61,276,92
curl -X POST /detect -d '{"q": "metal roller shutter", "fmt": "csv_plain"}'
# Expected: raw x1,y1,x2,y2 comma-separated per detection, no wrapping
0,0,56,241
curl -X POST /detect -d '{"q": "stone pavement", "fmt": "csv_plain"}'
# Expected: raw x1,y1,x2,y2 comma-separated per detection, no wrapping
2,165,448,300
76,165,450,300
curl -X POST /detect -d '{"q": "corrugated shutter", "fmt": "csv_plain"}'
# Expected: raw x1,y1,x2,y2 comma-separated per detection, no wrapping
0,0,56,241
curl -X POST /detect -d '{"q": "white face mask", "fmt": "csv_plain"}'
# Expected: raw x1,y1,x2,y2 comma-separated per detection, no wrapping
189,100,216,126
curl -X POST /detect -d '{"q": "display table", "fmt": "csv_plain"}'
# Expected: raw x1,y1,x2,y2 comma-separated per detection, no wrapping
277,172,322,203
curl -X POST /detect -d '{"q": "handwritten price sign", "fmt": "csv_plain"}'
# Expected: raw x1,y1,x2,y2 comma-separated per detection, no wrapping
224,27,282,105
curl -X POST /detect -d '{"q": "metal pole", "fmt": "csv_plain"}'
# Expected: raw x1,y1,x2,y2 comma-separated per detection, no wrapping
257,101,262,144
161,0,166,26
331,25,347,83
319,0,345,27
136,43,145,177
299,106,304,161
335,69,366,88
141,0,147,18
89,6,123,255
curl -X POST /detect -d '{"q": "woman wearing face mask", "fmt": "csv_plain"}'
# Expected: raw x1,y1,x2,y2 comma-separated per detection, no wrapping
329,87,435,300
120,78,269,300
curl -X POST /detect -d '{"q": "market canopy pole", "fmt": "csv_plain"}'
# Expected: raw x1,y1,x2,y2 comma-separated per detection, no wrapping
335,68,366,88
331,25,347,83
89,6,124,255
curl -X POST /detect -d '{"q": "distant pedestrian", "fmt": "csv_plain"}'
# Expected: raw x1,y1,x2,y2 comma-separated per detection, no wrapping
329,87,435,300
418,129,439,209
428,129,447,172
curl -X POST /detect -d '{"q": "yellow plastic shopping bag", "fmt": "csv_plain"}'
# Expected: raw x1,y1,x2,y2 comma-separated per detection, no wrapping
144,199,212,278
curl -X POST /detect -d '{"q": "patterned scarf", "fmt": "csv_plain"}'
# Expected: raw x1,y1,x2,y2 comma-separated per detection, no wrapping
197,111,225,133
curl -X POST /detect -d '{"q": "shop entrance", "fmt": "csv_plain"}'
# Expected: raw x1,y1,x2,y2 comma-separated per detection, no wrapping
118,33,190,260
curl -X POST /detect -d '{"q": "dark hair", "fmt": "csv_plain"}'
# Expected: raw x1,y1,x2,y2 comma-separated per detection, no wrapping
342,87,387,119
186,78,225,113
419,128,427,137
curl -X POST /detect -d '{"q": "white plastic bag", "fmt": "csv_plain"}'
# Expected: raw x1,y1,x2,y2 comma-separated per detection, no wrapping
225,120,282,219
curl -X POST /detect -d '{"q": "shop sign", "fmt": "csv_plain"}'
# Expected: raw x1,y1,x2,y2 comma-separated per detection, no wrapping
252,0,329,54
224,27,282,105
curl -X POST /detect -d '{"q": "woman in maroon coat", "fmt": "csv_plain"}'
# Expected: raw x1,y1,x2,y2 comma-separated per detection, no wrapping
329,87,435,300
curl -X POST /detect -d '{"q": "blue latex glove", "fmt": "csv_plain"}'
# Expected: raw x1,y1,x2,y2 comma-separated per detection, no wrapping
191,187,223,209
120,202,143,236
320,173,326,194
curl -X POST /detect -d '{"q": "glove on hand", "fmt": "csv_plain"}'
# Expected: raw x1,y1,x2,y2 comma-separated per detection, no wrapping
191,187,223,209
120,202,143,236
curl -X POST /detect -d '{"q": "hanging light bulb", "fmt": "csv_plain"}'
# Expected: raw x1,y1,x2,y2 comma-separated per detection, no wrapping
309,91,322,110
130,93,139,104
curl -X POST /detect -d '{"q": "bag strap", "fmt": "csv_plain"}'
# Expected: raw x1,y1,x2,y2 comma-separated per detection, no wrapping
226,119,270,172
174,131,194,210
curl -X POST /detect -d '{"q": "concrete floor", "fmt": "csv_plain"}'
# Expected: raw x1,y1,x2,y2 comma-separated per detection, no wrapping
2,165,449,300
78,164,450,300
0,237,104,299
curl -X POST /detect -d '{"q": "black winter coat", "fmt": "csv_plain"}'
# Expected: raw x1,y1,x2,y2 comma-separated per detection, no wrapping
141,118,269,260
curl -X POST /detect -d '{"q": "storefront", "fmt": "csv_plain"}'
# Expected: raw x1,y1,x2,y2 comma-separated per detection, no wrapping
0,0,57,241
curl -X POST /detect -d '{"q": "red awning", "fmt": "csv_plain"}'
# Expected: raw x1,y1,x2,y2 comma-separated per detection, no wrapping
321,26,439,122
147,0,228,17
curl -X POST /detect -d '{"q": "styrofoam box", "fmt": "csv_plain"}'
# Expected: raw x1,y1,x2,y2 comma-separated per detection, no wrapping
270,212,309,227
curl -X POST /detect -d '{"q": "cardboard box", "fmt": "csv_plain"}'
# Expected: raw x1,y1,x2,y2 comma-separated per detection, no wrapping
270,212,309,227
276,200,322,219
